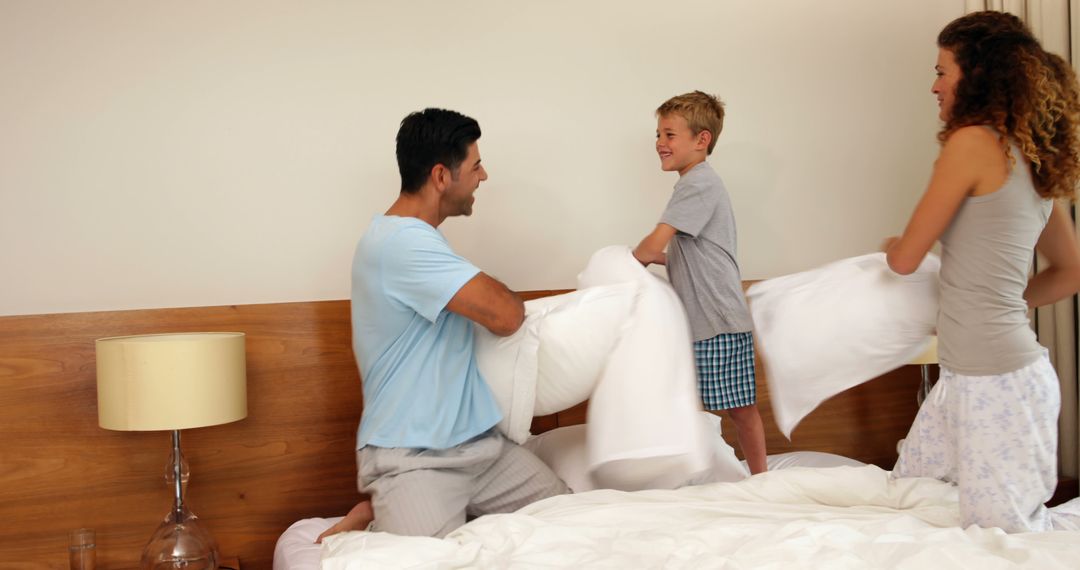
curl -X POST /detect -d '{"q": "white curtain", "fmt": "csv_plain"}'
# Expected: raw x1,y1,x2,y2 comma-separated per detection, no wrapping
963,0,1079,479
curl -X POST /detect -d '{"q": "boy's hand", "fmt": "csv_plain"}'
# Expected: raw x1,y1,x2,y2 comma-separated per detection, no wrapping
633,248,666,266
634,224,677,267
880,236,900,253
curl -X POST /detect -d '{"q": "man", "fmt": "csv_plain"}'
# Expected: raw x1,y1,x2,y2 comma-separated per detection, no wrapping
321,108,566,541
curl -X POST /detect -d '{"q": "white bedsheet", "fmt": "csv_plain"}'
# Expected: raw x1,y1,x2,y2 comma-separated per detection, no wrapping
311,466,1080,569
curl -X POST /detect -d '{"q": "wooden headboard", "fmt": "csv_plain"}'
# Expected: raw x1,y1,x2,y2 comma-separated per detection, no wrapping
0,291,923,569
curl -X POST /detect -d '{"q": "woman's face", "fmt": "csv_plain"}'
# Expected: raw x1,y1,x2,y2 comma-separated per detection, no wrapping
933,48,962,121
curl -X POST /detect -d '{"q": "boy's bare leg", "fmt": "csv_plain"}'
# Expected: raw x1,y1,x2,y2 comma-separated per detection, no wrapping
315,498,374,543
727,404,768,475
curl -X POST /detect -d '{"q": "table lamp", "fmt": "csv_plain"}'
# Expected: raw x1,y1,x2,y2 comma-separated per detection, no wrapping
910,335,938,407
96,332,247,570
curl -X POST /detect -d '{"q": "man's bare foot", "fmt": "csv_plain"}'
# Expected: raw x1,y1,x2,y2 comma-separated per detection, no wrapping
315,499,374,544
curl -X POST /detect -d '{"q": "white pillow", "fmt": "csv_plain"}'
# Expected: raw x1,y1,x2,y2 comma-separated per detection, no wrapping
521,423,593,493
747,252,939,438
474,314,540,444
532,284,635,415
759,451,866,471
475,283,636,443
576,246,714,491
523,412,746,493
683,412,750,485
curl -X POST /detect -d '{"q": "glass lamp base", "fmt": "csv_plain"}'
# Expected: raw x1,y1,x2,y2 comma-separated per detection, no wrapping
140,507,219,570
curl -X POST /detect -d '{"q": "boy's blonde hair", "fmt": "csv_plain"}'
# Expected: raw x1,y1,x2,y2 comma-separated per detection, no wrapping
656,91,725,155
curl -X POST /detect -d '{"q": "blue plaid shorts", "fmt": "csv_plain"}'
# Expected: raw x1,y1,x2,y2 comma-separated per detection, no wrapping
693,332,757,410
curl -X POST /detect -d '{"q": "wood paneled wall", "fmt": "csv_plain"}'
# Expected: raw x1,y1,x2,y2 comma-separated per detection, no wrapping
1,301,365,569
0,292,921,569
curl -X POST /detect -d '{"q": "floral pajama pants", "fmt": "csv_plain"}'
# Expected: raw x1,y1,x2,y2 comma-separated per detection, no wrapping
892,352,1059,533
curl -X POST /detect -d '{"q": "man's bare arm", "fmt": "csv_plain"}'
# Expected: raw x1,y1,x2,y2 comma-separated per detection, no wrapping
446,272,525,336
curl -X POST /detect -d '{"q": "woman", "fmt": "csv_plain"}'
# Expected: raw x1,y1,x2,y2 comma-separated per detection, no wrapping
884,11,1080,532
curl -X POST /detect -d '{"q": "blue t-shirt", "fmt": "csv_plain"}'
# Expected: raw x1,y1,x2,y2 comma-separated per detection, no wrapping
350,216,503,449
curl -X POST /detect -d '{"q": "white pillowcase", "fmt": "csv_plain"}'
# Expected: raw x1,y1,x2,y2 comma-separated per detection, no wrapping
747,252,939,438
521,423,593,493
474,313,540,444
475,283,636,444
577,246,714,491
523,412,747,493
684,412,751,485
522,418,866,494
532,284,636,416
478,243,716,491
759,451,866,471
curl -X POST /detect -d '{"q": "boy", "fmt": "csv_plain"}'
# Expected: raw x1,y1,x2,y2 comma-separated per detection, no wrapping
632,91,767,474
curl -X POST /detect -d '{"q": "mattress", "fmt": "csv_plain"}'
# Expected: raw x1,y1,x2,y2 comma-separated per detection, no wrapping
302,466,1080,569
272,451,868,570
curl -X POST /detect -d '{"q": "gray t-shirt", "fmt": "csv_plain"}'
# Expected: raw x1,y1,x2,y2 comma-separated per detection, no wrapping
660,162,753,340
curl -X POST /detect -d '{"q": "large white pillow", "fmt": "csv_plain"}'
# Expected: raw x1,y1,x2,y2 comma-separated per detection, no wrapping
474,313,540,444
522,423,867,494
521,423,593,493
683,412,750,485
758,451,866,471
523,412,747,493
475,283,636,443
532,284,635,415
576,246,714,491
747,252,939,438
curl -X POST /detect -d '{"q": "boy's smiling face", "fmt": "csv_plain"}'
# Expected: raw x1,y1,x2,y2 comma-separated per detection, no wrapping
656,113,709,176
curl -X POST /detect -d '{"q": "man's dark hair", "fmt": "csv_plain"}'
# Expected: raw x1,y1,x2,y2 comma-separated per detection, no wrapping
396,108,482,194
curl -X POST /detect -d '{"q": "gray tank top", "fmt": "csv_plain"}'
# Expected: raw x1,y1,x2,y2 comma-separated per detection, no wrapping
937,141,1052,375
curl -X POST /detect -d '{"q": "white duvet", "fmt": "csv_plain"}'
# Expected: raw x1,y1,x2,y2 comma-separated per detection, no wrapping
319,465,1080,569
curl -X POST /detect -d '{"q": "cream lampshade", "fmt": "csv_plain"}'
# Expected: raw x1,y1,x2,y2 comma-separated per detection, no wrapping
96,332,247,570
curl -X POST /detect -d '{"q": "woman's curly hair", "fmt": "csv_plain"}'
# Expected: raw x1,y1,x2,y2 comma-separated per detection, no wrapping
938,11,1080,201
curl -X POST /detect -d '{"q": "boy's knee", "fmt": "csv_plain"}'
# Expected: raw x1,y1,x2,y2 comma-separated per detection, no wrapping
726,404,759,421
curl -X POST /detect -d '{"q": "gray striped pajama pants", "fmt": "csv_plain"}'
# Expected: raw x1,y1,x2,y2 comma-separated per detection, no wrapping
357,429,569,538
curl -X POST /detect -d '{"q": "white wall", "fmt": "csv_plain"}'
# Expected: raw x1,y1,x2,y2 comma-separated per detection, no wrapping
0,1,964,316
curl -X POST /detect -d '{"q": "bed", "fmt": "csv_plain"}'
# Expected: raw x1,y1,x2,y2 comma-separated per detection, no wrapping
275,458,1080,569
271,449,863,570
270,248,1080,570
